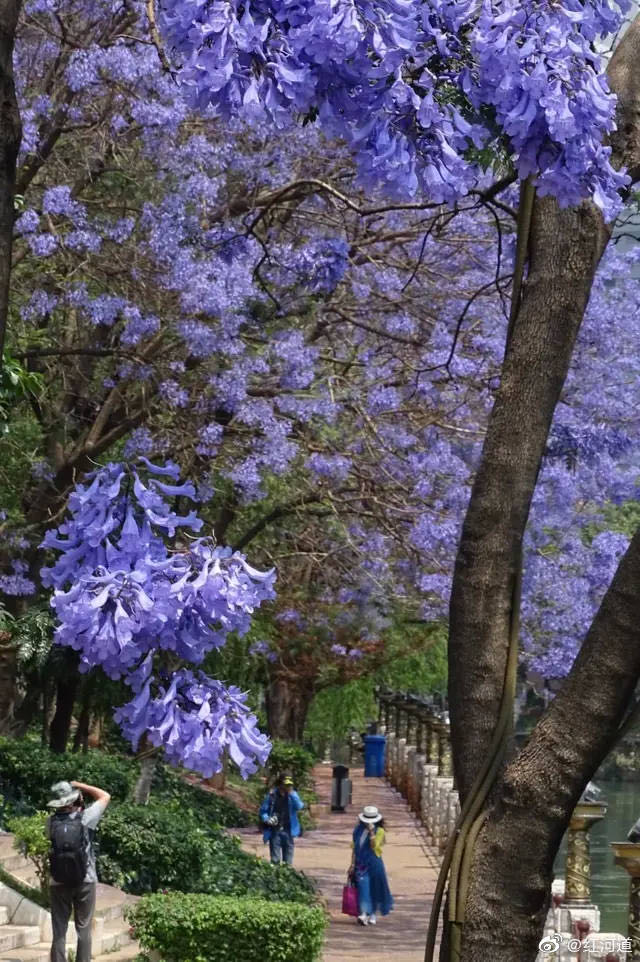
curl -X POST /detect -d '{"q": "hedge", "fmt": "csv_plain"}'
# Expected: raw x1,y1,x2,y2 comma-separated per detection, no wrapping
97,802,317,904
0,737,133,810
128,893,326,962
265,741,315,789
0,738,249,829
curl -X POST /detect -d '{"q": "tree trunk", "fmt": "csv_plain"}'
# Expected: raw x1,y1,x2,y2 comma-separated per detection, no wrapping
265,677,314,742
72,699,90,753
0,630,16,732
460,526,640,962
0,0,22,365
133,753,157,804
49,665,79,754
443,16,640,961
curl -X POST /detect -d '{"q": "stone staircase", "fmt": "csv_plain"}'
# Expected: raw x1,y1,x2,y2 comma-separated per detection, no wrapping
0,835,139,962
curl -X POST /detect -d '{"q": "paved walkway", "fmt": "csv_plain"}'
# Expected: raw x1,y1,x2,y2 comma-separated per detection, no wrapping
235,765,441,961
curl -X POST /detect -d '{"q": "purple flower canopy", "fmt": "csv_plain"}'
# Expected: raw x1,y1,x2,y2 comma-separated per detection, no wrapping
159,0,630,218
41,459,276,777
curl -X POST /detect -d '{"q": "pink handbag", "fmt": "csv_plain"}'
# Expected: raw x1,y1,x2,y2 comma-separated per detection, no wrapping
342,881,359,917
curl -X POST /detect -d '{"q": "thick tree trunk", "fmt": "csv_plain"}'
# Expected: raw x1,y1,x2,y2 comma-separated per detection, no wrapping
133,754,157,804
0,630,17,732
49,664,79,753
265,677,313,742
461,527,640,962
72,699,90,753
448,196,610,801
0,0,22,364
444,16,640,962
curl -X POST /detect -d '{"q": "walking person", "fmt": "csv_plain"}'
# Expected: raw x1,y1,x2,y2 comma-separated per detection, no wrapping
47,779,111,962
259,774,304,866
349,805,393,926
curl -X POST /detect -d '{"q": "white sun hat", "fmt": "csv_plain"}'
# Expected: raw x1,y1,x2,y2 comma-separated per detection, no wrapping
359,805,382,824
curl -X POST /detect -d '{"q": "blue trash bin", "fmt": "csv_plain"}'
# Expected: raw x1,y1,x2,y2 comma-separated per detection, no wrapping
363,734,386,777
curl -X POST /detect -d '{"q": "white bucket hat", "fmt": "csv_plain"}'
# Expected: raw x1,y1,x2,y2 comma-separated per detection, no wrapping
48,781,80,809
359,805,382,825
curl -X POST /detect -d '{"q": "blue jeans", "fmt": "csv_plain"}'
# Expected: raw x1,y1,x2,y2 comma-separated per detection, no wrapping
269,830,294,865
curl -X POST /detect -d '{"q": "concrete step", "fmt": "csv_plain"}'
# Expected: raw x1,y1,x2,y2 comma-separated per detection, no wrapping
0,947,50,962
0,907,8,925
98,919,134,954
94,885,138,922
4,865,39,889
94,944,139,962
0,924,41,952
0,837,31,874
0,930,139,962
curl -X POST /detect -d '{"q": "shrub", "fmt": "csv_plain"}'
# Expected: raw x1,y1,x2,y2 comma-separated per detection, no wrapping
0,737,133,809
97,802,317,904
6,812,50,897
151,764,250,828
128,892,326,962
0,739,249,828
265,742,315,789
96,802,210,894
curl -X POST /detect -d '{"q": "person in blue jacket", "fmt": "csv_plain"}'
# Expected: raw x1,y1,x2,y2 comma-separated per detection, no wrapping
260,774,304,865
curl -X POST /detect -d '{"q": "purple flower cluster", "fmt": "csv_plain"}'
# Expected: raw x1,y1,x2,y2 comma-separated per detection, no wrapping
115,666,271,778
159,0,630,217
41,459,276,776
0,561,36,597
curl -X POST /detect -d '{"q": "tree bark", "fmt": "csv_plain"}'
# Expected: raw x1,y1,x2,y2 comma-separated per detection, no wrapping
265,677,314,742
133,754,157,804
448,196,610,801
49,658,79,753
0,630,17,733
462,526,640,962
0,0,22,365
444,15,640,962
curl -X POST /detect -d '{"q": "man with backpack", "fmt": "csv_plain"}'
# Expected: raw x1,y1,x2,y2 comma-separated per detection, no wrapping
47,779,111,962
259,774,304,866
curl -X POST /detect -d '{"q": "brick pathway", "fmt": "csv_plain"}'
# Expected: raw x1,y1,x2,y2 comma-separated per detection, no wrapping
235,765,441,961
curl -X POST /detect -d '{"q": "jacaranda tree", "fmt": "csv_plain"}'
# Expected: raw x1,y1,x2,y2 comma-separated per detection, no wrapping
153,3,640,961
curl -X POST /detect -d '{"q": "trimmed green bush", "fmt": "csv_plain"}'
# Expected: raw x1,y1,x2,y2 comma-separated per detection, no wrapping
128,892,326,962
97,802,317,904
265,741,315,789
0,738,249,828
0,737,133,809
151,764,250,828
96,802,209,893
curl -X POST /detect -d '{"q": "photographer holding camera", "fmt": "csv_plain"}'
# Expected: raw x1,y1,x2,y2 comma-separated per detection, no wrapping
46,779,111,962
259,774,304,866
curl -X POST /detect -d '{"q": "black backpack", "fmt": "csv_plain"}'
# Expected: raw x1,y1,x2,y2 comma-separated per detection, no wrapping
49,814,89,886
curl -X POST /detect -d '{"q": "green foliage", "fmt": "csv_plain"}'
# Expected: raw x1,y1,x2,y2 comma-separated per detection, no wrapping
0,355,43,428
97,801,317,904
0,737,134,810
305,630,448,746
96,802,210,894
264,741,315,788
128,892,326,962
12,608,54,676
6,811,50,897
151,764,250,828
0,738,249,829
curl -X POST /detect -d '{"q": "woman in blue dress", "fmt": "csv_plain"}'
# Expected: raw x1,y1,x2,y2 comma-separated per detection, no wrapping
349,805,393,926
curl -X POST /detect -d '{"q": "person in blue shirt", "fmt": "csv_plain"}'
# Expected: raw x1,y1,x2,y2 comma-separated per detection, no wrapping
259,774,304,865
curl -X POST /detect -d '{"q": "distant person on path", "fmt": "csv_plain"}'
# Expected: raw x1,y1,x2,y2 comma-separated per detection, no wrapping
47,779,111,962
349,805,393,926
260,774,304,866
